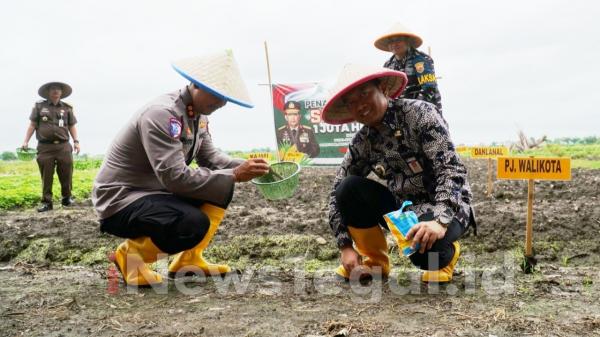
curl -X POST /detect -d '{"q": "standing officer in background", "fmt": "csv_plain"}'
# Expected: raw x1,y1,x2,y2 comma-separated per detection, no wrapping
276,100,320,158
93,50,270,287
22,82,80,212
375,23,444,116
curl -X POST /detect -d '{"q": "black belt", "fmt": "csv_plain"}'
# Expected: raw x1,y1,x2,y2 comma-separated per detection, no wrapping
39,139,67,144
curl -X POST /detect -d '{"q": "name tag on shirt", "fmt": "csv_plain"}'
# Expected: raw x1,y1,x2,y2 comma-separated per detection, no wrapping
406,157,423,174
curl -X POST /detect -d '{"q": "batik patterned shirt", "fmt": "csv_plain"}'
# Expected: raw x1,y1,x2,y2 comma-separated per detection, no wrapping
328,98,472,248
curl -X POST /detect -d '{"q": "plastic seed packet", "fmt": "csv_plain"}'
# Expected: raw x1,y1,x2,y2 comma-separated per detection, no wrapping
384,200,420,256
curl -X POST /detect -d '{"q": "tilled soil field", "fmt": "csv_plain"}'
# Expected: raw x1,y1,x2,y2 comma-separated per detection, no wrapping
1,159,599,337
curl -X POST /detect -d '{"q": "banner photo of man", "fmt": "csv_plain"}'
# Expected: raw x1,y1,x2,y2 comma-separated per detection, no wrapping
272,83,362,165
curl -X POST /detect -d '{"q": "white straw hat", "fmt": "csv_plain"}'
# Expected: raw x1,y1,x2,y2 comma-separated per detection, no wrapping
322,64,407,125
374,23,423,51
38,82,72,99
172,50,253,108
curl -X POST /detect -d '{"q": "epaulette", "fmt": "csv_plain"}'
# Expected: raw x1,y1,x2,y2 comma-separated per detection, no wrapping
278,126,287,130
36,99,45,104
302,125,312,130
414,49,433,61
61,101,73,108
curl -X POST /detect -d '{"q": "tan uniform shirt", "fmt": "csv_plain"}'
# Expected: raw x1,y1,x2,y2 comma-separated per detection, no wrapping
92,88,243,219
29,100,77,142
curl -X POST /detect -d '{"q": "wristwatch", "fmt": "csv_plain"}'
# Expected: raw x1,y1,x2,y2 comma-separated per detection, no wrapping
435,213,453,228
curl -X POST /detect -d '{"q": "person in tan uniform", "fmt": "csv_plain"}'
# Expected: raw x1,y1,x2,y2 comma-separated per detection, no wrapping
92,51,270,287
276,100,320,158
22,82,80,212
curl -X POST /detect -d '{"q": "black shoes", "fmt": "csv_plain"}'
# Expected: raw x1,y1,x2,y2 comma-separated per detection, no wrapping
37,197,73,212
61,197,75,207
37,203,53,212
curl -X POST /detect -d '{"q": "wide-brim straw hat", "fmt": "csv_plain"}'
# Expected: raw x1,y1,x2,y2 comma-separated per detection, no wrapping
172,50,253,108
321,64,407,125
38,82,72,99
374,23,423,52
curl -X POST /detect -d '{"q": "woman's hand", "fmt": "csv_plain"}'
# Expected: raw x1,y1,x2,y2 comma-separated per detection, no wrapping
341,246,361,272
405,220,447,253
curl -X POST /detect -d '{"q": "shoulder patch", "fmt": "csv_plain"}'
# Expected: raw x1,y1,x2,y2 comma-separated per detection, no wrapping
169,117,182,138
415,61,425,73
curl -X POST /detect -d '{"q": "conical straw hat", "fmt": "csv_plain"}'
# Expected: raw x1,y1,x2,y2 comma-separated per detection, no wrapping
374,23,423,52
38,82,72,99
321,64,407,125
172,50,253,108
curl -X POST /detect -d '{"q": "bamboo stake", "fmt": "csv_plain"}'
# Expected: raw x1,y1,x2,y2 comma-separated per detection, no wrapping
264,41,281,162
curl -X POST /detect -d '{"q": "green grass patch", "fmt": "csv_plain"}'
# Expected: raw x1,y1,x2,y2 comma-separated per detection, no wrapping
13,237,113,266
572,159,600,169
205,235,339,262
0,159,98,209
520,143,600,160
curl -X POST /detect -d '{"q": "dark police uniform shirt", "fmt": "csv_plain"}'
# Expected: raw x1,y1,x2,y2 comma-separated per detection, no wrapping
93,87,243,219
276,125,320,158
328,98,472,248
29,100,77,142
384,48,443,115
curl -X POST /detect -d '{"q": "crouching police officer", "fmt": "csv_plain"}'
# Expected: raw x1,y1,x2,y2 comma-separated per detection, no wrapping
92,51,269,287
22,82,80,212
322,64,475,283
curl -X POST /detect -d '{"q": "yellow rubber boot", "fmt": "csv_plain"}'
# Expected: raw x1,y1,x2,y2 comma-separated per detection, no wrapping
112,237,164,287
168,203,231,278
421,242,460,283
335,226,390,280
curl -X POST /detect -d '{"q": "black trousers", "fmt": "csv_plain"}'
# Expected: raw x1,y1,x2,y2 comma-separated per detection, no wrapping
100,194,223,255
335,176,465,270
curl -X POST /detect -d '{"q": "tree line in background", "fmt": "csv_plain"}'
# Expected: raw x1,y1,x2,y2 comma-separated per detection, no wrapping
488,135,600,148
2,138,600,161
545,136,600,145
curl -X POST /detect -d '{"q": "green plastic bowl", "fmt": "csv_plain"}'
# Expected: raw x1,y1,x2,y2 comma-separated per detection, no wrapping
252,161,301,200
16,148,37,161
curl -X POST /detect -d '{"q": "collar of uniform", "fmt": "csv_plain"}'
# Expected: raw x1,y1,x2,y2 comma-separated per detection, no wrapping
174,87,193,118
393,47,414,64
47,100,63,107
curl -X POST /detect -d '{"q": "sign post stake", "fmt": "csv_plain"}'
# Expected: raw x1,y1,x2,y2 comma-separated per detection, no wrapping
497,156,571,273
525,178,534,257
487,158,493,197
470,146,508,197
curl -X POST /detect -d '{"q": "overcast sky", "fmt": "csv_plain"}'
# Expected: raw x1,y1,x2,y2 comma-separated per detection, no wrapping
1,0,598,155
